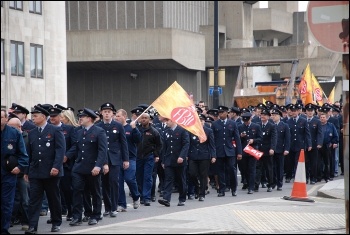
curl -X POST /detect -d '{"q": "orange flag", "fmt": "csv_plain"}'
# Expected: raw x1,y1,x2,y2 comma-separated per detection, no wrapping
311,73,324,106
151,81,207,143
328,86,335,104
298,64,313,104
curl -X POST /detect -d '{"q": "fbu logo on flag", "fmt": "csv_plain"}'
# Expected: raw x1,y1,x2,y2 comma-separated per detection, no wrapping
171,107,196,127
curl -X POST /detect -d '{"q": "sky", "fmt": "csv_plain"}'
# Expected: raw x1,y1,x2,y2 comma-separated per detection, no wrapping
259,1,309,12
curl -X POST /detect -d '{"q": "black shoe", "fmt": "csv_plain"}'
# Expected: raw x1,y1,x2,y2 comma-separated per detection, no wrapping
177,201,185,206
225,188,230,192
51,225,60,232
329,178,334,181
47,218,52,224
88,218,98,225
140,200,145,205
242,184,248,190
254,187,259,192
310,181,315,185
188,194,195,200
144,200,151,206
13,218,21,225
82,216,90,222
277,187,282,191
306,179,309,184
25,227,37,234
232,191,237,196
267,187,272,192
285,179,291,183
195,194,199,199
341,172,344,175
158,199,170,207
217,192,225,197
261,183,267,188
247,190,253,194
69,218,82,226
151,196,156,202
198,197,204,201
66,216,73,221
271,184,276,189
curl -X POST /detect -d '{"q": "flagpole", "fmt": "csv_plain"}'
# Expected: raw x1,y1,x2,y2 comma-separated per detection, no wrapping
133,105,153,123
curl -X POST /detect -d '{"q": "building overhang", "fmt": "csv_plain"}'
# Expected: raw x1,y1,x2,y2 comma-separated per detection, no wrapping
67,28,205,71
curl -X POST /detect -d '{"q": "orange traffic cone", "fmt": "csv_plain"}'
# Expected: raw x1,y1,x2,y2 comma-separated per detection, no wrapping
283,149,315,202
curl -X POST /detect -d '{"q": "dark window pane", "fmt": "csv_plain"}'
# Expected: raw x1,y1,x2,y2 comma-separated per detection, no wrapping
11,43,17,75
37,47,42,77
18,44,24,75
30,46,36,77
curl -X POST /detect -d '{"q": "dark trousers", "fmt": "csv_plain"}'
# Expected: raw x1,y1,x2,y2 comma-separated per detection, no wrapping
1,173,17,234
319,145,331,180
108,165,120,212
118,159,140,208
305,148,318,182
60,168,73,217
28,177,62,229
216,156,237,193
241,155,257,191
255,155,273,188
163,166,187,202
72,172,102,221
273,153,284,188
285,150,301,179
12,176,29,225
101,173,111,212
237,157,246,184
83,184,92,217
188,159,210,197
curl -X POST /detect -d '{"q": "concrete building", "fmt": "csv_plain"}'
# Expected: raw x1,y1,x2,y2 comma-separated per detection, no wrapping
1,1,343,112
1,1,67,111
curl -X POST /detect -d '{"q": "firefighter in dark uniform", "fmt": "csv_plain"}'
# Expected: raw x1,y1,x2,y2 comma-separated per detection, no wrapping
211,106,242,197
188,114,216,201
12,104,36,133
304,103,323,184
96,103,129,217
158,118,190,207
270,108,290,191
25,105,65,234
238,112,262,194
255,109,277,192
285,104,312,183
1,110,29,234
69,108,108,226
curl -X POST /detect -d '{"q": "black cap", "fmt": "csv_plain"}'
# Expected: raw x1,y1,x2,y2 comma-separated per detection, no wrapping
260,109,271,116
67,107,75,112
241,112,252,121
54,104,67,110
100,102,115,111
230,106,241,114
10,103,18,109
271,108,282,116
78,108,98,119
31,105,50,116
138,104,149,110
198,114,206,120
48,107,62,117
94,110,101,116
256,103,267,109
241,108,250,113
271,104,280,110
207,109,219,116
296,103,303,109
13,104,29,114
247,105,255,110
265,101,274,107
131,107,144,115
289,104,298,111
217,106,229,112
305,103,315,111
196,106,203,114
39,104,53,110
321,107,331,113
8,112,19,120
205,116,214,123
77,109,83,117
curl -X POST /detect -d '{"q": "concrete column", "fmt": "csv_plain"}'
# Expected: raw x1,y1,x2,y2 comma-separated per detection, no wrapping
269,1,298,13
273,38,278,47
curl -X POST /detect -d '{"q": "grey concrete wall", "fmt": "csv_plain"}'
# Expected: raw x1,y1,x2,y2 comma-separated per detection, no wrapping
1,1,67,109
67,69,203,113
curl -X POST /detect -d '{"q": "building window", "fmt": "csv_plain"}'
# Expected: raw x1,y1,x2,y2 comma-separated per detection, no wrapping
9,1,23,10
1,39,4,74
29,1,42,14
30,44,43,78
11,41,24,76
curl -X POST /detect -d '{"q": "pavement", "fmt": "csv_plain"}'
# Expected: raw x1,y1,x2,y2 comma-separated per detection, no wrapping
60,179,346,234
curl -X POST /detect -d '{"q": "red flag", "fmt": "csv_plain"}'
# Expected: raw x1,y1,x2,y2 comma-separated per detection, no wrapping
243,145,263,160
151,82,207,143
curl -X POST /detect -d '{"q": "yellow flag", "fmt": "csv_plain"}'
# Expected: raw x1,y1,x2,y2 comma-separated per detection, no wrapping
311,73,324,106
298,64,313,105
151,81,207,143
328,86,335,104
262,98,267,105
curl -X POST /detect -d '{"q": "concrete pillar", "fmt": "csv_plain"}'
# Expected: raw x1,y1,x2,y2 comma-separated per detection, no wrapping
269,1,298,13
273,38,278,47
221,1,254,48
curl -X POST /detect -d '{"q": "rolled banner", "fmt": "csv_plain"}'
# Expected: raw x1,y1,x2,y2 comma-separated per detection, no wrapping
243,145,263,160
